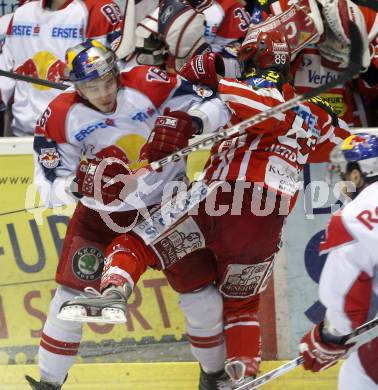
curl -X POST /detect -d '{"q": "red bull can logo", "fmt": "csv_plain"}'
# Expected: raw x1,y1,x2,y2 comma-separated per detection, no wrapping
15,51,65,91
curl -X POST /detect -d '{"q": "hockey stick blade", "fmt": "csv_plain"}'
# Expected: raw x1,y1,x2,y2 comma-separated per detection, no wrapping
0,69,70,90
150,21,363,172
235,316,378,390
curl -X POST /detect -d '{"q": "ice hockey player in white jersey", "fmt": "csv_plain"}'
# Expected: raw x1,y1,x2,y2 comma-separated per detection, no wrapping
27,39,228,389
300,132,378,389
0,0,123,136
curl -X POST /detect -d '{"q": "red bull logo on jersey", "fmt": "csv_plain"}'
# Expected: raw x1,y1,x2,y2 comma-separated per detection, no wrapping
39,147,60,169
15,51,65,91
75,119,115,142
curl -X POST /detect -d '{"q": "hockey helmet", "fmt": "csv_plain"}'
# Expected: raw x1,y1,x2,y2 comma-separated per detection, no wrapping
66,39,118,83
331,133,378,179
238,29,290,73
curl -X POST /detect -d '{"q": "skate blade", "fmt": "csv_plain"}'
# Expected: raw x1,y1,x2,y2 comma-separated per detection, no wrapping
57,305,127,324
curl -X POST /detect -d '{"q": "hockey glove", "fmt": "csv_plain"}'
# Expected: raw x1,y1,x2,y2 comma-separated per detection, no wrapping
146,108,199,162
178,52,225,89
299,322,352,372
74,158,131,204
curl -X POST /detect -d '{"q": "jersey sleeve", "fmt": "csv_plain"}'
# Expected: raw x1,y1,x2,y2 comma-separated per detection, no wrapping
319,212,374,334
84,0,123,50
160,76,231,133
119,66,178,108
33,92,82,208
218,78,287,133
120,68,230,133
319,243,373,335
306,101,351,163
216,1,251,41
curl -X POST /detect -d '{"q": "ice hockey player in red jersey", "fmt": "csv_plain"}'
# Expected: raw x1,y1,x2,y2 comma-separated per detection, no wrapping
57,27,352,389
300,132,378,389
248,0,378,126
27,39,228,389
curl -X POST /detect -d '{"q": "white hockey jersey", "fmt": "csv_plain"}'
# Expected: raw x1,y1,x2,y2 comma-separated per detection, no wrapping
319,182,378,335
33,66,229,212
0,0,123,136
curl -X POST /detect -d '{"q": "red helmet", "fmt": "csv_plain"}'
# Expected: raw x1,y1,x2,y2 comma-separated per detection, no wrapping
238,29,290,72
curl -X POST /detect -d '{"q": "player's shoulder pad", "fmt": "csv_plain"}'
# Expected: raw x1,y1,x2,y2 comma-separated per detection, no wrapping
35,91,80,144
119,66,178,107
319,210,356,255
308,96,339,126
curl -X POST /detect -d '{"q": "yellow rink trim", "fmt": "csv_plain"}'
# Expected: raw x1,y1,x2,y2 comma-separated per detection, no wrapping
0,361,341,390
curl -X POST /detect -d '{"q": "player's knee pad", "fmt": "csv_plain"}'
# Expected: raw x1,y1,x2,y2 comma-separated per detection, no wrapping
179,284,223,333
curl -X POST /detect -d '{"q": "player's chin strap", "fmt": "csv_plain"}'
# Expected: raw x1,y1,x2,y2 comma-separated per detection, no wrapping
232,316,378,390
148,21,363,173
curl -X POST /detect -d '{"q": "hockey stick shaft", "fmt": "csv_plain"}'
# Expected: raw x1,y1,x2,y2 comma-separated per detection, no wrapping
149,21,363,172
0,69,70,90
235,317,378,389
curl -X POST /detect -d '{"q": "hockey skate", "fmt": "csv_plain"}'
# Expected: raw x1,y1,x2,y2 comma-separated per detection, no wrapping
25,375,65,389
57,285,131,324
198,366,234,390
225,359,257,390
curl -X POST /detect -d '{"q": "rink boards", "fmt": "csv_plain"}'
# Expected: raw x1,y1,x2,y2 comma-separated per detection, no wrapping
1,361,341,389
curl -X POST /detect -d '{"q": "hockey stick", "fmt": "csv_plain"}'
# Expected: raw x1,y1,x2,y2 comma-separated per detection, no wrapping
115,0,136,59
0,69,70,90
234,317,378,390
115,0,159,59
149,21,363,172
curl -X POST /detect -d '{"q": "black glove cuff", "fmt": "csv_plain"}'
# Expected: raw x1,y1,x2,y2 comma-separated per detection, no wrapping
191,115,204,135
320,321,346,345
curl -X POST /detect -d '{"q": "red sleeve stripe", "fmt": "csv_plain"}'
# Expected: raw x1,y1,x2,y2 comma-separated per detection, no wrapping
344,271,372,329
319,213,355,255
186,333,224,348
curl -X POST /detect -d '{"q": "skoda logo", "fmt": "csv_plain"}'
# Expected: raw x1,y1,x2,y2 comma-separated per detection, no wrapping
72,247,104,281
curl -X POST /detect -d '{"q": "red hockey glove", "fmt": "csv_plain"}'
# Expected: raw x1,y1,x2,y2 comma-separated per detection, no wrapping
300,322,351,372
178,52,225,89
74,158,131,204
146,108,198,162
